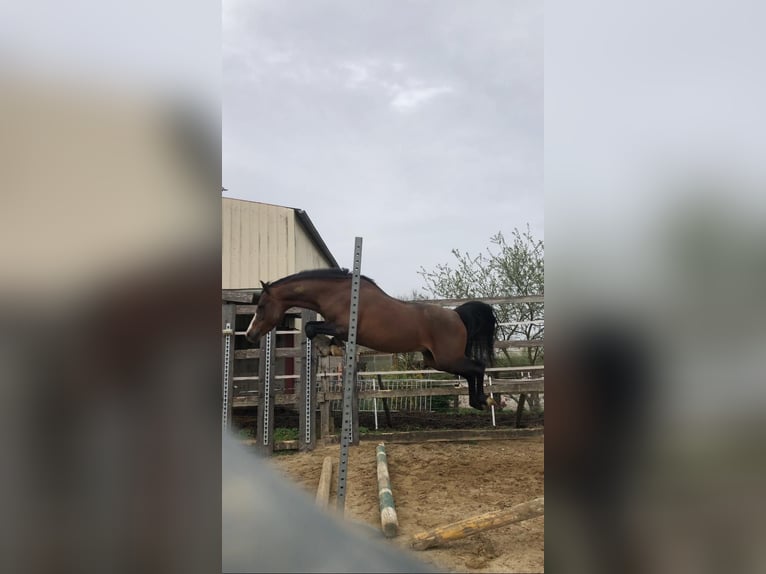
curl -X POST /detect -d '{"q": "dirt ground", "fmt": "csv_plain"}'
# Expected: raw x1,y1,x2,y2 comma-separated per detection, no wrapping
268,435,544,573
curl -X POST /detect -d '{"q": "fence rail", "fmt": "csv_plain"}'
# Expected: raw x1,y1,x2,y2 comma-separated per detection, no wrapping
232,377,544,409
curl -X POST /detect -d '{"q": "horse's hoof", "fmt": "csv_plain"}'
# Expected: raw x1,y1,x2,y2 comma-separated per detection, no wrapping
486,397,497,407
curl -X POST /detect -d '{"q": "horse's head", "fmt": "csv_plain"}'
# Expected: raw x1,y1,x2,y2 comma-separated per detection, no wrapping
245,282,284,343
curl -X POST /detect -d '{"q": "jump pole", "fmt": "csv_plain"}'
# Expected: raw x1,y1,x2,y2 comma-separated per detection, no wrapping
376,443,399,537
409,497,544,550
336,237,363,513
315,456,333,510
488,375,496,427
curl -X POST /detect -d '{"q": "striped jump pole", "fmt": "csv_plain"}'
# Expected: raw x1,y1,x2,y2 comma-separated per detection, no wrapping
376,442,399,537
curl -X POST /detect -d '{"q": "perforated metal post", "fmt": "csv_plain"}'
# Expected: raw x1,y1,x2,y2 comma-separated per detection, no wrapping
337,237,363,513
222,321,233,433
304,337,312,444
262,330,273,446
256,327,276,454
299,309,318,452
295,309,317,451
221,304,236,435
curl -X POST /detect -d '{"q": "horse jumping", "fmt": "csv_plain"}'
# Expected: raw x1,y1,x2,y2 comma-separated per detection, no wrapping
245,268,497,410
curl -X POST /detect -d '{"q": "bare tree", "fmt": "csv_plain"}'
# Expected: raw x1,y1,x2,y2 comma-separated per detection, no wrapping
417,226,544,365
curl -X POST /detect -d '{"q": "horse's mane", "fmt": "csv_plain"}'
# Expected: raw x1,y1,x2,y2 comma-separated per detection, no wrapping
269,268,378,287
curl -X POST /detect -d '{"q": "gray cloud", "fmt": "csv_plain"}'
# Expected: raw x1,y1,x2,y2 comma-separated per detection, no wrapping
224,0,542,295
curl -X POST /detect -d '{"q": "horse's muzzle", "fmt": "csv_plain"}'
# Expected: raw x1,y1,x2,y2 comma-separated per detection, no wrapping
245,330,259,344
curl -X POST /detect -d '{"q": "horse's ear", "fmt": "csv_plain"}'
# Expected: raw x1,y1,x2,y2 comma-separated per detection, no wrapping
260,280,271,294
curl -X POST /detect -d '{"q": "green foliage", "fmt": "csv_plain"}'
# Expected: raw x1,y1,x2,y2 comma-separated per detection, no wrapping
455,407,484,415
273,427,299,441
430,395,455,412
493,352,541,367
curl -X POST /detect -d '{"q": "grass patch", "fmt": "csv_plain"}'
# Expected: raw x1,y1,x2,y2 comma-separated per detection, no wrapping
273,427,299,442
494,354,544,368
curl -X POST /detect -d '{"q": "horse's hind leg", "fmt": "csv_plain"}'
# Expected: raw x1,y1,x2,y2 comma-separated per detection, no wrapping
473,363,495,409
466,377,480,409
461,361,495,410
433,355,491,410
423,350,481,405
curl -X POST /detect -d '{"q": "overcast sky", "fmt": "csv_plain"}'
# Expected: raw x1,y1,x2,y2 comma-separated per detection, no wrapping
223,0,542,297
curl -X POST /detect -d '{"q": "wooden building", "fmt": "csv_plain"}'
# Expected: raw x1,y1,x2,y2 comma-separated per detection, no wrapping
222,197,338,289
221,197,340,398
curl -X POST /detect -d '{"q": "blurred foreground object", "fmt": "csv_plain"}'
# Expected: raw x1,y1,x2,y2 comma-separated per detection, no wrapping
0,79,217,302
0,2,221,572
546,1,766,570
222,435,436,573
0,72,220,574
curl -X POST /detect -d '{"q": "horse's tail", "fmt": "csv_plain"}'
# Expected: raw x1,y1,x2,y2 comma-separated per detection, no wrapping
454,301,497,367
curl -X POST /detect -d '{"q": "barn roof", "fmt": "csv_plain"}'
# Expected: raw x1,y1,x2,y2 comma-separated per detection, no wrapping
293,208,339,269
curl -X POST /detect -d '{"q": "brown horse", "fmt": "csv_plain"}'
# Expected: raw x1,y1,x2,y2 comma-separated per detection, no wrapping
245,268,497,410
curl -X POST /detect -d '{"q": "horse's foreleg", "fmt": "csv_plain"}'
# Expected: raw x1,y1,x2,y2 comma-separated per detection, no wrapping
305,322,347,357
305,321,343,339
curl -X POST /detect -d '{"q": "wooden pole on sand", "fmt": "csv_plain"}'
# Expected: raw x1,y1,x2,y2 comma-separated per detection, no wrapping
376,443,399,537
315,456,333,510
409,497,544,550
